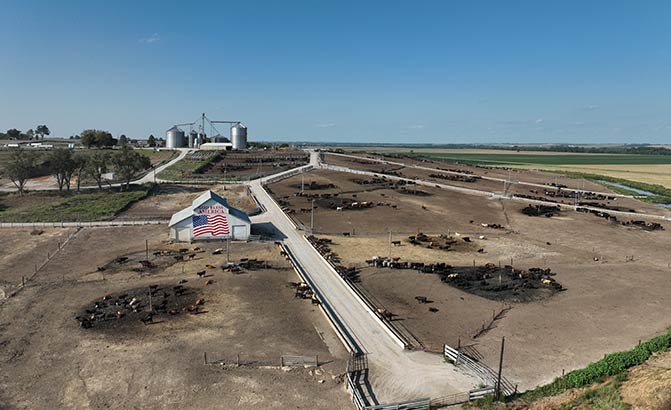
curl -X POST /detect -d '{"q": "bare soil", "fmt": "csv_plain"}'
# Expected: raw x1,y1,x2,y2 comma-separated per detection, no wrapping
0,230,351,409
270,167,671,392
115,184,258,220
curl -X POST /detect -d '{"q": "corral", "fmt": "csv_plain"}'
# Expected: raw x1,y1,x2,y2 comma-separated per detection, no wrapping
159,149,309,182
0,226,351,409
267,165,671,391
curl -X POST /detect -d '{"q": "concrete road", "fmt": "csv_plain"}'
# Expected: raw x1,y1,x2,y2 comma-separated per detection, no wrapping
249,179,481,403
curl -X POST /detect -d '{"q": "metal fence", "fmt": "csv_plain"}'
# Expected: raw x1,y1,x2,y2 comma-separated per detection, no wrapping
280,355,319,367
444,345,516,396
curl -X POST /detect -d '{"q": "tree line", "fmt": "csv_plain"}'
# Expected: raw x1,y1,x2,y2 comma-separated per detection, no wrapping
2,125,50,140
3,125,162,147
4,146,152,195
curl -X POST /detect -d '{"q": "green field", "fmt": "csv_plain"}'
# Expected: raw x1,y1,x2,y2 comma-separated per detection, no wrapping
404,152,671,166
0,185,152,222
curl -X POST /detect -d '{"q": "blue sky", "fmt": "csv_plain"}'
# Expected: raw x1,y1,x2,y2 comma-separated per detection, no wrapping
1,1,670,143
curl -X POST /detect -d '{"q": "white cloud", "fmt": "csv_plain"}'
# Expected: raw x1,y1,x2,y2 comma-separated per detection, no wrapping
408,124,425,129
139,33,160,44
315,123,336,128
535,118,544,124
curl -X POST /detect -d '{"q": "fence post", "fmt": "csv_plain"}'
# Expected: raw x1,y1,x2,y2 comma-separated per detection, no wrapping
281,356,284,367
203,352,207,364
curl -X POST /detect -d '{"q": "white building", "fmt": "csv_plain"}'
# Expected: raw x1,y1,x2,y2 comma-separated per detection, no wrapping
169,190,251,242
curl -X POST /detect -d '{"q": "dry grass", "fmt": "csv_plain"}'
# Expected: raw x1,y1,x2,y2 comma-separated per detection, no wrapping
620,350,671,410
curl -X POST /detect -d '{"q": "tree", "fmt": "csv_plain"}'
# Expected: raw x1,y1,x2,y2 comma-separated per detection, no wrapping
80,129,117,148
72,153,88,192
147,134,156,147
86,151,110,190
26,129,35,140
4,149,36,194
6,129,21,140
111,146,151,190
48,148,77,191
36,125,50,140
119,134,129,146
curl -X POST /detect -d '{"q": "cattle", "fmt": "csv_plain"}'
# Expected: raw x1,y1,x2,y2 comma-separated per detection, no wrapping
391,240,401,246
140,314,153,325
428,307,439,313
195,270,206,278
205,279,214,285
195,298,206,306
415,296,429,304
96,266,106,272
205,264,216,269
187,253,197,260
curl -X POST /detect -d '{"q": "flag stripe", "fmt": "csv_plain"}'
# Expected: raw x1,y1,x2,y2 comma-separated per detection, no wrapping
192,213,230,237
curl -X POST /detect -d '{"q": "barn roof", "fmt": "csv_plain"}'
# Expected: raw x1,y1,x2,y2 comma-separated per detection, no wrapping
168,190,251,227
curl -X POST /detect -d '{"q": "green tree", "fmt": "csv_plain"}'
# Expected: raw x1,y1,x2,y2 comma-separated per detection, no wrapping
111,146,151,190
48,148,77,191
147,134,156,147
4,149,36,194
26,129,35,140
119,134,129,146
81,129,117,148
36,125,50,140
86,151,110,190
6,128,21,140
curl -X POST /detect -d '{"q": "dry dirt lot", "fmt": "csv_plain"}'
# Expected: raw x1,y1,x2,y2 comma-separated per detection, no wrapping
269,168,671,392
115,184,258,220
323,153,671,217
0,227,351,410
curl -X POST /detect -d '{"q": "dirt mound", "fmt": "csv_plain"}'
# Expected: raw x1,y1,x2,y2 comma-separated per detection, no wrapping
75,284,204,331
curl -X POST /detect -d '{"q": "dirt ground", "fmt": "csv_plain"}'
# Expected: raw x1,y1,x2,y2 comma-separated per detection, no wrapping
202,150,309,180
323,153,671,217
0,228,351,409
0,228,78,296
116,184,258,220
269,168,671,392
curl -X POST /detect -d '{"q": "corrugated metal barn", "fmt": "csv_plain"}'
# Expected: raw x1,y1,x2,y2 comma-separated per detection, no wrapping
169,191,251,242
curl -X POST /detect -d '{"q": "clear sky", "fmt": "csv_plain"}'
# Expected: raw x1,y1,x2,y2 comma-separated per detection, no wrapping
1,1,670,144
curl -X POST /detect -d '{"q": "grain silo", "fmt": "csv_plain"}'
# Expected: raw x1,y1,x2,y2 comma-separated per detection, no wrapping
165,126,185,148
231,123,247,150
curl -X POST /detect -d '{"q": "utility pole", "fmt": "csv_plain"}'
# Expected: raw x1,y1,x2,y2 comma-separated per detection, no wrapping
388,231,392,259
145,239,149,261
496,336,506,401
310,199,315,233
227,237,231,263
301,174,304,194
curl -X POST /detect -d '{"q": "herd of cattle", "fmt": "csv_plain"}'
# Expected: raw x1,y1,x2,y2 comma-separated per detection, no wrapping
575,207,665,231
75,284,206,329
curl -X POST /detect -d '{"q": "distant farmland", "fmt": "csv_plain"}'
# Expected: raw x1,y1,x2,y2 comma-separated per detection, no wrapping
402,152,671,166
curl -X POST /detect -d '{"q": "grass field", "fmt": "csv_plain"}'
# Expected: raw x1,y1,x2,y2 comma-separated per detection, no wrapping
157,151,222,181
0,185,152,222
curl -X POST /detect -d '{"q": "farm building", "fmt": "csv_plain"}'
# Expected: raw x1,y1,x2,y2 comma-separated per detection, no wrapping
169,190,251,242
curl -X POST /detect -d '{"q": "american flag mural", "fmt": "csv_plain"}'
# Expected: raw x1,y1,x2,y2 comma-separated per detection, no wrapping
192,213,230,237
